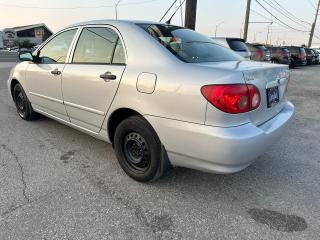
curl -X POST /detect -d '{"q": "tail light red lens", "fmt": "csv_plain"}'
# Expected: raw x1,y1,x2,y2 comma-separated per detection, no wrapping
297,52,302,59
257,50,264,60
201,84,261,114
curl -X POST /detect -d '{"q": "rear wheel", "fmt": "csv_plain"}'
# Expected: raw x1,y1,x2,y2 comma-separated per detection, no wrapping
13,83,37,121
114,115,170,182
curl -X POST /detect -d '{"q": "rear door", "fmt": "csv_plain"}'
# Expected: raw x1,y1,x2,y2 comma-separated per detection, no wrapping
62,26,126,132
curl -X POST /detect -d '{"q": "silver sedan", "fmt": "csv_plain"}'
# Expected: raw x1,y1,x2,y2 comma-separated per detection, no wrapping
8,20,294,182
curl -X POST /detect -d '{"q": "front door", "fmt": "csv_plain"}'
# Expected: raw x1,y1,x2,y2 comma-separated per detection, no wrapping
62,26,126,132
25,29,78,121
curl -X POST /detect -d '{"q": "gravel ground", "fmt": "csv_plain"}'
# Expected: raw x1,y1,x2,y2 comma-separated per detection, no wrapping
0,60,319,240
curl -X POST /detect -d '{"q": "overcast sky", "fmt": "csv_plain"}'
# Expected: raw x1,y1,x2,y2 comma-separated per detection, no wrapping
0,0,318,46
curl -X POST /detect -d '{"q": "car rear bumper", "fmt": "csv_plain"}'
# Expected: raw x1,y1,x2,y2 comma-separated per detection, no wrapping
146,101,294,174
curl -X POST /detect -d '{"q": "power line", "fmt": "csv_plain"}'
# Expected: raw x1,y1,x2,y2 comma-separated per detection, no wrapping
260,0,311,28
255,0,310,32
160,0,178,22
0,0,160,10
165,0,186,24
271,0,311,25
251,9,308,34
307,0,317,10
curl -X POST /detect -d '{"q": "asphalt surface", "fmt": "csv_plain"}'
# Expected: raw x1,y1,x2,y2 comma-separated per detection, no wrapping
0,51,18,63
0,54,320,240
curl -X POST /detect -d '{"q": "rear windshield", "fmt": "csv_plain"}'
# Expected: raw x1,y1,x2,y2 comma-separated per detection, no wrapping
227,39,249,52
254,45,268,51
138,24,243,63
287,47,298,53
282,48,290,53
305,49,313,54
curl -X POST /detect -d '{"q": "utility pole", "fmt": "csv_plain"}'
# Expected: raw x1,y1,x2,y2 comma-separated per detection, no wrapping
215,21,224,37
243,0,251,42
115,0,121,20
185,0,197,30
308,0,320,47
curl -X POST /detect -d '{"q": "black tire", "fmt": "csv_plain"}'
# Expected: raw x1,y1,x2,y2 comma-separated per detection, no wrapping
271,59,279,64
114,115,170,182
13,83,37,121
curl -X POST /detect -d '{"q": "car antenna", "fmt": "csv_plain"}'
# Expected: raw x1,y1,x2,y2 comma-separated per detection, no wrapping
165,0,186,25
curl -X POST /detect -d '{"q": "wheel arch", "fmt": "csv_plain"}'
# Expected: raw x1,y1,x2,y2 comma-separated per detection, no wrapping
107,108,144,146
10,79,20,98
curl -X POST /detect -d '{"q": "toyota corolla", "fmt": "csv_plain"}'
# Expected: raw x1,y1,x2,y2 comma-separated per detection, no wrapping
8,20,294,182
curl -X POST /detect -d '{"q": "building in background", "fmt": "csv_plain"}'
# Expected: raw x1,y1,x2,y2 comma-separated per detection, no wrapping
1,23,53,49
0,30,3,49
0,28,18,49
13,23,53,48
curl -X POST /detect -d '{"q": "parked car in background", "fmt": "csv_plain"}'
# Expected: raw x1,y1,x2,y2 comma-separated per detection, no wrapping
8,20,294,182
268,46,291,66
305,48,315,65
19,48,30,53
247,43,270,62
32,45,40,52
213,37,251,59
286,46,307,67
311,49,319,64
9,47,19,52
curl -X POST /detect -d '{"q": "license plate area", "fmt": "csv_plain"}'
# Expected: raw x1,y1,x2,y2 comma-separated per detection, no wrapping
266,86,279,108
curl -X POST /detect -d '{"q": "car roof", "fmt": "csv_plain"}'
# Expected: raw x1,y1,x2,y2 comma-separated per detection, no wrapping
65,19,162,29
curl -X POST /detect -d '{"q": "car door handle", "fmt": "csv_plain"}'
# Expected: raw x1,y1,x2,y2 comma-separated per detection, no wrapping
51,68,61,75
100,72,117,81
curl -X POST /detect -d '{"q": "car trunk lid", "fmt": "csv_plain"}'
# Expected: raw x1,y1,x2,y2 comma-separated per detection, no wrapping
196,61,289,126
241,63,289,126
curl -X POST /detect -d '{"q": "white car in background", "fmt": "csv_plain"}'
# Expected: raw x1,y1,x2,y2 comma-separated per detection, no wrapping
8,20,294,182
213,37,252,60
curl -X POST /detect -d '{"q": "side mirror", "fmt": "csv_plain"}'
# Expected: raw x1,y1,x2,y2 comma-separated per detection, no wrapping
19,51,33,62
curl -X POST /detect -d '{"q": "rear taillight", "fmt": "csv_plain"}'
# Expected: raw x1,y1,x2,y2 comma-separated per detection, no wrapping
257,50,264,60
201,84,261,114
297,52,302,59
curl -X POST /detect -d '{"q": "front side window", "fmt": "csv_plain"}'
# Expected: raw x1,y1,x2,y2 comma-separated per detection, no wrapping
138,24,242,63
73,27,125,64
39,29,77,64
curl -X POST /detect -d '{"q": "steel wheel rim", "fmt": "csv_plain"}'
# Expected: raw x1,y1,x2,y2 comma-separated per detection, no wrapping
123,132,151,173
16,92,27,117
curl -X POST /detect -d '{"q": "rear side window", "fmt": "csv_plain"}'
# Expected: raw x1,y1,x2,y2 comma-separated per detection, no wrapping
73,27,125,64
112,39,126,64
138,24,242,63
227,39,249,52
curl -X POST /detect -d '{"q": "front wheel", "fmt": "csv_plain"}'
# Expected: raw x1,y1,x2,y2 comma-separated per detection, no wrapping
13,83,37,121
114,116,170,182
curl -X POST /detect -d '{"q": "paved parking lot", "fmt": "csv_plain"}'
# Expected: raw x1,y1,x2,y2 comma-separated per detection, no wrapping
0,57,319,240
